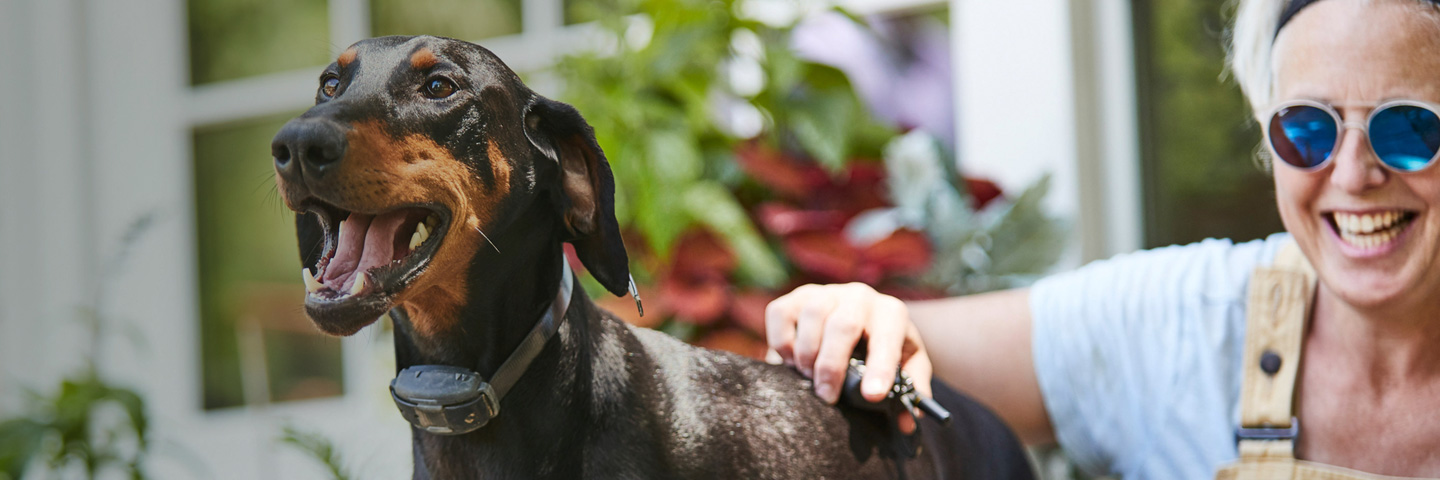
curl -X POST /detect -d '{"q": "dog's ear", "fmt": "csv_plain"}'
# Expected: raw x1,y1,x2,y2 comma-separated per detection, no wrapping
296,212,325,269
523,96,630,296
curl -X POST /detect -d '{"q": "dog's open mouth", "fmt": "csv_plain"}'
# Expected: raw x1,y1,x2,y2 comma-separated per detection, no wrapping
298,201,450,329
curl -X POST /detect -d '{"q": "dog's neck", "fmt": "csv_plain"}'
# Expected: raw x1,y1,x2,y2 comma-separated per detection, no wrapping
394,213,573,378
390,202,619,477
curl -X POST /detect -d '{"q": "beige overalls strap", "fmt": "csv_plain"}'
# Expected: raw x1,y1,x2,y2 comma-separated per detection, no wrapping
1215,241,1433,480
1240,241,1315,434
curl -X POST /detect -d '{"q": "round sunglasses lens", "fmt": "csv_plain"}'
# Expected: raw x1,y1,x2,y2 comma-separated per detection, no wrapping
1370,105,1440,171
1270,105,1337,168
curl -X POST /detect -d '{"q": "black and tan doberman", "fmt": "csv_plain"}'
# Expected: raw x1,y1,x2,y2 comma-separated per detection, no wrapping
270,35,1033,479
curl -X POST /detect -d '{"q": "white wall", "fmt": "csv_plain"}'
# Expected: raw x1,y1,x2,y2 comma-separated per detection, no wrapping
0,0,413,478
0,0,99,406
952,0,1141,265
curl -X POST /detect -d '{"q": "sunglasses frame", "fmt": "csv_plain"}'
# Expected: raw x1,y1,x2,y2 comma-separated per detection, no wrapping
1264,98,1440,173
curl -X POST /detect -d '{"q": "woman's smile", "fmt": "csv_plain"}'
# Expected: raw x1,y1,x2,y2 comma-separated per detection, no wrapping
1322,208,1417,255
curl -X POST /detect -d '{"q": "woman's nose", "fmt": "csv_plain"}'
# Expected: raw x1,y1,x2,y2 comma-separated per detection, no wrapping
1328,126,1388,193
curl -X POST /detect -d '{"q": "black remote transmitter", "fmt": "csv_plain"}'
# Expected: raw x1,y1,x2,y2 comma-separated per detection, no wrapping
839,358,952,426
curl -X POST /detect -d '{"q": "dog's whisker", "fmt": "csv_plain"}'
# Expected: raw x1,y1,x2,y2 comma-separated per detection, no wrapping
474,226,501,254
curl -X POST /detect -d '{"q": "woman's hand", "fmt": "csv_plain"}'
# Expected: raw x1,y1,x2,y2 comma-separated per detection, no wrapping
765,283,933,408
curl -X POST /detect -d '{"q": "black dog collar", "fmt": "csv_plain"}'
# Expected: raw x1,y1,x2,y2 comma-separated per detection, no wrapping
389,259,574,435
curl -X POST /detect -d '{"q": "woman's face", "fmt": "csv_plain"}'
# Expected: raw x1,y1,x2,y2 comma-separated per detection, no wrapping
1271,0,1440,311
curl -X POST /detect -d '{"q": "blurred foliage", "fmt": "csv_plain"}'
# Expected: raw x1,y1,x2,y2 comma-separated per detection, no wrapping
371,0,521,41
188,0,331,85
280,425,353,480
1136,0,1284,247
554,0,894,285
0,216,158,480
564,0,622,25
193,114,345,409
0,374,150,480
555,0,1065,358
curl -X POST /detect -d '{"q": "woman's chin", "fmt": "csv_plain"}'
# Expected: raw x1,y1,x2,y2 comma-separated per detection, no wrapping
1319,266,1423,313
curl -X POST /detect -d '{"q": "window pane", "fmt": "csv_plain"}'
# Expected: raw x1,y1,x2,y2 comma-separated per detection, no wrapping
188,0,331,85
565,0,626,25
1133,0,1284,248
194,114,345,410
371,0,522,40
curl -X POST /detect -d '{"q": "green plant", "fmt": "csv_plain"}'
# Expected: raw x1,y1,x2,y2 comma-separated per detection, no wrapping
280,425,353,480
555,0,893,288
0,214,158,480
0,374,149,480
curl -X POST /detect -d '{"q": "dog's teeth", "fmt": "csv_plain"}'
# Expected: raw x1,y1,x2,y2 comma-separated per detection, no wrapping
410,223,430,250
302,268,323,293
426,214,439,229
351,274,366,295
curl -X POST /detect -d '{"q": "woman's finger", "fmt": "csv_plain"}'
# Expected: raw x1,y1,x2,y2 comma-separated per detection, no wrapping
764,292,803,364
860,295,908,403
791,292,834,379
900,324,935,399
811,289,871,404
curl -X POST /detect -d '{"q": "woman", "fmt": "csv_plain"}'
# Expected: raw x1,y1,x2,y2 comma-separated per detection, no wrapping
764,0,1440,478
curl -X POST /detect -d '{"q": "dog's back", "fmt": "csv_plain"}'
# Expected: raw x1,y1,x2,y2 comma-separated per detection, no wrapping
600,310,1034,479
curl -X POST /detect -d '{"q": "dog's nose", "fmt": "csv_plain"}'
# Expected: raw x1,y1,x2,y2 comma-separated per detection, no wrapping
272,118,348,180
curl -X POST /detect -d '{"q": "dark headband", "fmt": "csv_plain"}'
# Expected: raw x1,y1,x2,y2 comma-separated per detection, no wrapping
1277,0,1440,37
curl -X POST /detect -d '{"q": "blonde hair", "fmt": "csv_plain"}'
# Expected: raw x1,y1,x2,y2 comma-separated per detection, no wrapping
1227,0,1440,115
1226,0,1286,117
1226,0,1440,170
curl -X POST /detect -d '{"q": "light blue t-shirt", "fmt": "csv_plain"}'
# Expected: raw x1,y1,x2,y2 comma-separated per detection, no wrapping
1030,233,1291,479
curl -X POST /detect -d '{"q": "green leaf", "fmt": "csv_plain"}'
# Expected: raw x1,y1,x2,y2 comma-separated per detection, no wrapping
681,182,785,287
658,319,700,342
633,176,689,258
280,425,351,480
985,175,1070,276
0,418,49,480
646,129,703,184
102,387,149,449
789,89,855,171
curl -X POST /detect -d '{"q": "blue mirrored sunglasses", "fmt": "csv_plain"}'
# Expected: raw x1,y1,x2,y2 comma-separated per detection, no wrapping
1266,100,1440,172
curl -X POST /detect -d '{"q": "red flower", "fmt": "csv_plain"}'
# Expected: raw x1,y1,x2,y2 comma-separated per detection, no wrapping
655,230,735,324
966,177,1003,210
728,290,777,335
780,228,931,284
734,142,831,200
756,203,848,236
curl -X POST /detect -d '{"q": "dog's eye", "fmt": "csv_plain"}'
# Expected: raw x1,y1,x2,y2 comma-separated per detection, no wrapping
423,78,456,99
320,77,340,98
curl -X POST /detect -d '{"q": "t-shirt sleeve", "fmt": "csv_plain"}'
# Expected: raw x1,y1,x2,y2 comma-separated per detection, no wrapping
1028,235,1286,477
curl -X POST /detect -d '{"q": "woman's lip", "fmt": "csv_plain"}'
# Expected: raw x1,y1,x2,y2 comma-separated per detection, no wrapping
1323,212,1416,258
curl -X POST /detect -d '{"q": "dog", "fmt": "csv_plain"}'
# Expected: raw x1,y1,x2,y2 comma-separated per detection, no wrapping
271,35,1033,479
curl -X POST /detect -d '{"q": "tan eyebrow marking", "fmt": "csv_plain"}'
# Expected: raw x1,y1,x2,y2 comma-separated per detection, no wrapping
410,48,438,70
337,47,358,68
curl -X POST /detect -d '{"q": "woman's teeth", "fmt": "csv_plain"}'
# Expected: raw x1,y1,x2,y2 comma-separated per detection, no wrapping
1333,211,1409,249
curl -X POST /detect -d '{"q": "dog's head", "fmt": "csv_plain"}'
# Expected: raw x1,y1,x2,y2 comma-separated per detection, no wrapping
271,36,628,336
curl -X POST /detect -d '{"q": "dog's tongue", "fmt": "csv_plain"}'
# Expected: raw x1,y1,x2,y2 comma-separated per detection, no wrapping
323,211,408,291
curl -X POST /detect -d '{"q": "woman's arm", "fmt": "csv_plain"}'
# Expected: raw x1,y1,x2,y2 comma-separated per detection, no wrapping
765,284,1054,445
908,288,1052,445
